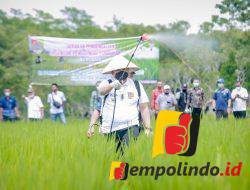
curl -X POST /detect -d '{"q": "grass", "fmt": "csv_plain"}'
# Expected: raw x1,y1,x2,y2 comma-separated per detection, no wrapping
0,115,249,190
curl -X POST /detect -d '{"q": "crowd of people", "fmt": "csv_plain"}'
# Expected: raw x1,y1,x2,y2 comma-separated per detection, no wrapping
86,55,248,154
0,55,248,154
0,83,67,123
150,78,248,120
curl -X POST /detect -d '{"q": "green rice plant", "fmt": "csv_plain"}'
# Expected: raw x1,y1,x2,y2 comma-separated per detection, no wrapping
0,115,249,190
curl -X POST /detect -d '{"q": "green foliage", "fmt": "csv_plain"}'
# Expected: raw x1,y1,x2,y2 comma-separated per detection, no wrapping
199,22,214,34
199,0,250,90
168,20,191,34
211,29,250,89
0,6,249,116
219,52,238,89
213,0,249,29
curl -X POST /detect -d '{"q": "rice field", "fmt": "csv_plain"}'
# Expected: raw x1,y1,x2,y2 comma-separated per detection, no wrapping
0,115,249,190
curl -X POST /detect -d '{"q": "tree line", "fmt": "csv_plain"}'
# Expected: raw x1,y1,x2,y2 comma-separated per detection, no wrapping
0,0,249,116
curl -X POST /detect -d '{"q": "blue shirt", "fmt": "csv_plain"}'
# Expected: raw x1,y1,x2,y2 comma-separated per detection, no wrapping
0,96,17,117
213,88,231,111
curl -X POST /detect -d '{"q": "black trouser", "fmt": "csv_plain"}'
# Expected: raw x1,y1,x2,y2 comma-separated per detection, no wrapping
178,105,186,112
108,125,140,155
29,118,42,121
3,115,17,122
233,111,246,119
192,108,202,119
191,108,202,135
180,107,201,156
216,110,228,119
154,113,158,120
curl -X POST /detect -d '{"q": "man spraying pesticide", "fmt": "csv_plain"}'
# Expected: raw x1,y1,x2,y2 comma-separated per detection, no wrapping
91,34,152,154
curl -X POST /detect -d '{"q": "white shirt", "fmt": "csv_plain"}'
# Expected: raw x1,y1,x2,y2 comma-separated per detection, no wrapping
25,96,44,119
47,91,66,114
157,93,177,110
231,87,248,111
100,78,149,134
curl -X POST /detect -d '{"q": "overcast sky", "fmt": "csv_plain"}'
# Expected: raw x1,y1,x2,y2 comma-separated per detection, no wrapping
0,0,222,33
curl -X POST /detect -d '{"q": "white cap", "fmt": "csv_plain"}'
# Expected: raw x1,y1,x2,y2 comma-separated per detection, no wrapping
102,55,139,74
164,85,170,90
27,87,34,93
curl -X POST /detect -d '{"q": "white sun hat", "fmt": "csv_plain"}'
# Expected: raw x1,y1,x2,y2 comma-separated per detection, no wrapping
164,85,170,90
102,55,140,74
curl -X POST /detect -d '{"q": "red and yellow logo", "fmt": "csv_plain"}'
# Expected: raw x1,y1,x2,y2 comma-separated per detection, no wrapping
109,161,129,180
152,110,200,158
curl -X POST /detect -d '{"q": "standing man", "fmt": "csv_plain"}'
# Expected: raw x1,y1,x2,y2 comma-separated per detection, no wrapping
150,80,163,118
23,88,44,121
212,78,231,119
176,84,188,112
0,88,20,121
187,79,205,119
231,80,248,119
156,85,177,111
97,55,151,154
47,83,67,124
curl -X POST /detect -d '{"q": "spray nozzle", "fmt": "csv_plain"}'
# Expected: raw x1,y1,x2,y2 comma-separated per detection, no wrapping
141,33,150,41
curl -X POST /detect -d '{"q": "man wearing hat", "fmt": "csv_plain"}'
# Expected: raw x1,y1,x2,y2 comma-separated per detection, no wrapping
22,88,44,121
156,84,177,111
212,78,231,119
97,55,151,154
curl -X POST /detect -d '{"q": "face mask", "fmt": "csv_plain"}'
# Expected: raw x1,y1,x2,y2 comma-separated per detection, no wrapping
236,87,241,90
218,83,224,88
115,71,128,81
193,82,199,88
4,92,10,96
165,91,170,95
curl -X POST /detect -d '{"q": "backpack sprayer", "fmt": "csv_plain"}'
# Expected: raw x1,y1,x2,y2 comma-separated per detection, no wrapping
109,34,150,133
